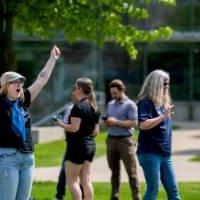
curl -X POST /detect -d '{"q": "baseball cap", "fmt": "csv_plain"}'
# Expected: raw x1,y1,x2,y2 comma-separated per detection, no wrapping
0,71,26,87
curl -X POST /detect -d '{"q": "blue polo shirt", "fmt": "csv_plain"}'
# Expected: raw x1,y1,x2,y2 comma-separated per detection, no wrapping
106,97,137,137
137,98,172,156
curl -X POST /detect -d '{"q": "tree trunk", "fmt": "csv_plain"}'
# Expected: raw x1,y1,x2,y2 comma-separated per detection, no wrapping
0,0,16,75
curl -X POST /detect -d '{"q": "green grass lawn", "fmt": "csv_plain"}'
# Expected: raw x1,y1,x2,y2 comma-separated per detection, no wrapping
34,130,140,167
33,129,200,199
34,132,108,167
34,139,65,167
191,155,200,162
34,129,184,167
31,182,200,200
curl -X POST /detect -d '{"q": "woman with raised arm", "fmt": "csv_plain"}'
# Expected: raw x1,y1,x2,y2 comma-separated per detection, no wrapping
136,69,181,200
0,46,60,200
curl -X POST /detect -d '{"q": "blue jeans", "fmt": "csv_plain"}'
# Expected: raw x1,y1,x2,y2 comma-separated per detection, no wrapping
0,148,35,200
137,154,181,200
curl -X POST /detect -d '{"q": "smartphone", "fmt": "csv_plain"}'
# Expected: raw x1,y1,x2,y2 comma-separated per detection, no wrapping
102,116,108,121
52,115,62,122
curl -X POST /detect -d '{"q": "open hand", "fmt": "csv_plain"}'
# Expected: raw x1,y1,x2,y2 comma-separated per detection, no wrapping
163,105,174,119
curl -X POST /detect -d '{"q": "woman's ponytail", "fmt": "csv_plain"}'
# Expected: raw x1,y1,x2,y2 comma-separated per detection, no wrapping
88,92,97,110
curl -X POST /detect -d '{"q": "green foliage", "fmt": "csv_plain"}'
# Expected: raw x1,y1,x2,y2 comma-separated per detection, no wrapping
13,0,175,58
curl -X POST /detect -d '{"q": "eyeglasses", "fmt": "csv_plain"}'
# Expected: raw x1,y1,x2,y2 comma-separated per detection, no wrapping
163,82,170,86
73,85,79,90
9,80,24,87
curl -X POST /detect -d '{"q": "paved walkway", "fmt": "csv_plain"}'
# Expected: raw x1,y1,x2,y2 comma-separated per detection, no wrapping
34,129,200,182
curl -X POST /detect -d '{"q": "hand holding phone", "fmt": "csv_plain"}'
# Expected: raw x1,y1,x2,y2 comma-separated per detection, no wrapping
102,116,108,121
52,115,62,122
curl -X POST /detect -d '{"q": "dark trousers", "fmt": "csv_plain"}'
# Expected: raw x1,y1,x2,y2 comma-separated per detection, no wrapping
55,153,67,200
106,136,141,200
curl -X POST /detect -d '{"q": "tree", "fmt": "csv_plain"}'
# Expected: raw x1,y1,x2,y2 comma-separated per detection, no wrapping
0,0,175,73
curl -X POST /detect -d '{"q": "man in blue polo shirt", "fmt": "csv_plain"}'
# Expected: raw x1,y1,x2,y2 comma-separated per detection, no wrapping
103,79,141,200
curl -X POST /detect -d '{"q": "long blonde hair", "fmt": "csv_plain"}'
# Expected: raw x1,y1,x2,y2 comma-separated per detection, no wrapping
76,77,97,110
0,83,24,101
137,69,171,108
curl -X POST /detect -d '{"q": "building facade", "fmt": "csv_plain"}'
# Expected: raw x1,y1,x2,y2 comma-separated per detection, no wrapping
14,0,200,122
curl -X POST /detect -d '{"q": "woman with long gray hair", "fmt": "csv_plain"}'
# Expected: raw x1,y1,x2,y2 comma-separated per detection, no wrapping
56,77,100,200
136,69,181,200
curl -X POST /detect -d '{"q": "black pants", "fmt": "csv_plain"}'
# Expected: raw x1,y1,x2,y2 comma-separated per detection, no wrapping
55,152,67,199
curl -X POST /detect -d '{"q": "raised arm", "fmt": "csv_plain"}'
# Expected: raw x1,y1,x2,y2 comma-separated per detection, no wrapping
28,46,61,103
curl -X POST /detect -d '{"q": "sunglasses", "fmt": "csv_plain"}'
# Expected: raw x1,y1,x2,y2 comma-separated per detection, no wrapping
9,80,24,87
73,85,80,91
163,82,170,86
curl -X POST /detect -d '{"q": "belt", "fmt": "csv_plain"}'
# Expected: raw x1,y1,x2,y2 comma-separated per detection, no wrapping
108,135,131,139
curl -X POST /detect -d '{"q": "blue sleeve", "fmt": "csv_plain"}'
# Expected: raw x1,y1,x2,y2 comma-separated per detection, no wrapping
128,102,138,120
138,99,153,122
